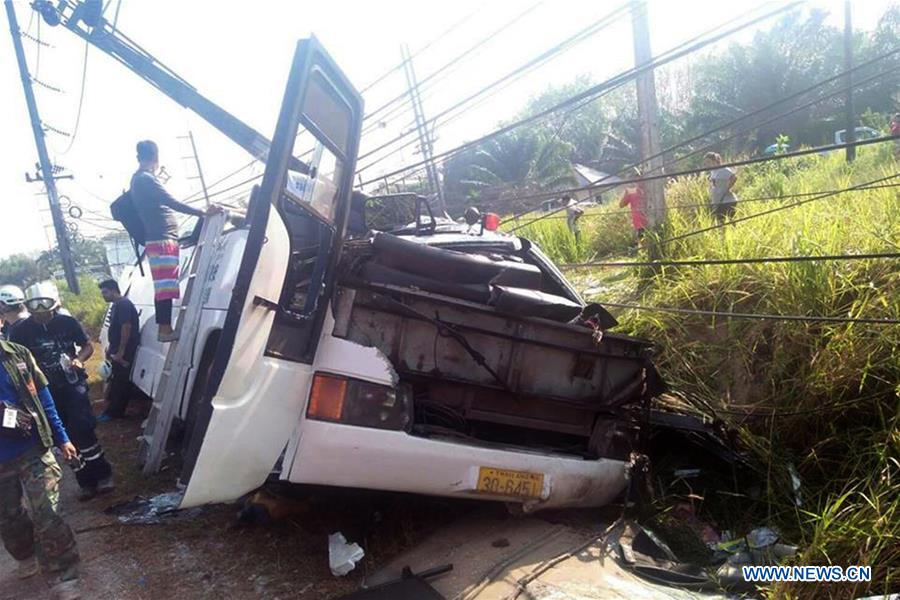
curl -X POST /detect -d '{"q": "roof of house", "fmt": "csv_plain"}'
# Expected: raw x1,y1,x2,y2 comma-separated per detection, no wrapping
571,163,624,189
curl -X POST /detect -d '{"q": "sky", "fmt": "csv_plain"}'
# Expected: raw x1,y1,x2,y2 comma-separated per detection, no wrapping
0,0,894,259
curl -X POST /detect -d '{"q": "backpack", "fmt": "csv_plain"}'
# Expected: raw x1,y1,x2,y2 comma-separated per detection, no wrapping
110,190,146,245
110,190,146,275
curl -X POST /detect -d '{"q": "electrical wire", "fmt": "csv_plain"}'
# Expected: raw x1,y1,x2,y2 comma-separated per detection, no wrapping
60,39,90,155
516,181,900,222
505,135,898,230
359,1,489,96
658,171,900,246
479,53,899,209
357,1,803,187
360,0,626,157
361,1,544,133
562,251,900,269
357,2,633,166
597,301,900,325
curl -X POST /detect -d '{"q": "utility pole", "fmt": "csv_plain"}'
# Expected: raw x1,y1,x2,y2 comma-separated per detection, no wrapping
180,131,211,208
630,0,665,232
401,44,446,215
5,0,80,293
843,0,856,163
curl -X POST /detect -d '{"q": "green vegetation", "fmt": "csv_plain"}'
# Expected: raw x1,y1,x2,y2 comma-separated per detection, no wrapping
59,276,109,337
525,146,898,598
438,7,898,216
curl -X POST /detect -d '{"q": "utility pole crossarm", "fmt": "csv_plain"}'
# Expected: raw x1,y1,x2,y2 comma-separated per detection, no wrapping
32,0,308,175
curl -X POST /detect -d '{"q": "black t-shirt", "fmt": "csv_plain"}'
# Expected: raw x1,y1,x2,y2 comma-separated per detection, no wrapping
9,315,89,386
108,298,140,361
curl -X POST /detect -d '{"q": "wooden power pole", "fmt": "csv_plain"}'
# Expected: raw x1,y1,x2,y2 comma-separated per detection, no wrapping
5,0,80,293
630,0,666,230
843,0,856,163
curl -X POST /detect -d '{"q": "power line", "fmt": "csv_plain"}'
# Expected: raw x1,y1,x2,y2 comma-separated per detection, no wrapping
597,301,900,325
357,1,803,188
361,1,544,135
358,0,764,180
485,52,899,212
505,135,898,230
658,171,900,246
60,39,89,155
518,181,900,222
563,251,900,269
358,2,631,163
358,1,489,97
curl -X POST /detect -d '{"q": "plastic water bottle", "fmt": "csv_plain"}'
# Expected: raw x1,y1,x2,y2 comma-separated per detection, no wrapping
59,354,79,385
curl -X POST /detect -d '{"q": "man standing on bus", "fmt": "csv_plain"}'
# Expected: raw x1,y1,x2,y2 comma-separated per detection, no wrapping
130,140,221,342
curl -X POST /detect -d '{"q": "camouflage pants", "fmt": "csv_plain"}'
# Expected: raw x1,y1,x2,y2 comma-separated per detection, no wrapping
0,448,79,582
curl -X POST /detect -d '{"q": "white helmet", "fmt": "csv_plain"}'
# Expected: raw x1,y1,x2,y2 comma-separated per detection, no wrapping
24,280,61,312
0,285,25,308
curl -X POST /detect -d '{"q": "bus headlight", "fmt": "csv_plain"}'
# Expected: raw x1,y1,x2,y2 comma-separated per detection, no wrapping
307,372,411,430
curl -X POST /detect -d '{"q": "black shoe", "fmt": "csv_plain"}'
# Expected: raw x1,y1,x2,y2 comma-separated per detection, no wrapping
97,476,115,495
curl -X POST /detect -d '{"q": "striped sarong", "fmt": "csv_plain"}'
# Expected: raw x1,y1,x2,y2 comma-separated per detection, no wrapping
146,239,181,301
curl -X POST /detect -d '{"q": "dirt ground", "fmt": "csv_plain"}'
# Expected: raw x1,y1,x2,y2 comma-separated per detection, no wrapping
0,383,475,599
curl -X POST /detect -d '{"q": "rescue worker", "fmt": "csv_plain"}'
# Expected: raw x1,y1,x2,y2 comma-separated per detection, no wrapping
10,282,114,501
0,285,28,340
96,280,139,421
130,140,221,342
0,338,82,599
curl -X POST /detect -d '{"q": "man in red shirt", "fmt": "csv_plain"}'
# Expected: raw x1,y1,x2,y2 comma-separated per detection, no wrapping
619,167,648,244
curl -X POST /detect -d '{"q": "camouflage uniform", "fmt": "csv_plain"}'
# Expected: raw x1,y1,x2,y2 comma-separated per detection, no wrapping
0,448,78,582
0,340,79,582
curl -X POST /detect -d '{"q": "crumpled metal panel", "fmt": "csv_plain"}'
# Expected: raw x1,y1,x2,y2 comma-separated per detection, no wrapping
342,287,648,405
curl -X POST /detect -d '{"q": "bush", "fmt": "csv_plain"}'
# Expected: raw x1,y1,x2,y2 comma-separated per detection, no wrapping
58,276,109,338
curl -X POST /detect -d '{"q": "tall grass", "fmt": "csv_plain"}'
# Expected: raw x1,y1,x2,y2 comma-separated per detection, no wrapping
536,145,898,598
505,201,637,263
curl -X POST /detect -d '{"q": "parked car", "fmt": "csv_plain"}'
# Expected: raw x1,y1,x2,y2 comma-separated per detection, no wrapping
834,126,881,145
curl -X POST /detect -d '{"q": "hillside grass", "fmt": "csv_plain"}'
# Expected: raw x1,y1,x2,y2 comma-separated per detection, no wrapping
510,145,899,599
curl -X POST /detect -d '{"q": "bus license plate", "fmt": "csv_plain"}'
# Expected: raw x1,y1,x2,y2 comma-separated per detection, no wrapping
477,467,544,499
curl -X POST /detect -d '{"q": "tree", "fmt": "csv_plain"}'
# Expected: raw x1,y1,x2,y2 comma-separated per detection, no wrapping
37,238,110,279
443,127,574,215
0,254,49,288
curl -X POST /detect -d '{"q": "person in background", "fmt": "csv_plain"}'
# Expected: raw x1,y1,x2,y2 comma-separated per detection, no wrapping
96,280,139,422
563,195,584,241
618,167,648,244
0,285,28,340
130,140,221,342
704,152,738,224
10,282,114,501
0,338,81,599
891,113,900,158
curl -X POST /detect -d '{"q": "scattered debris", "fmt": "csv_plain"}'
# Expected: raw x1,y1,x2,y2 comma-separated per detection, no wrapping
714,527,797,588
339,565,452,599
104,492,203,524
787,463,803,507
329,532,365,576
